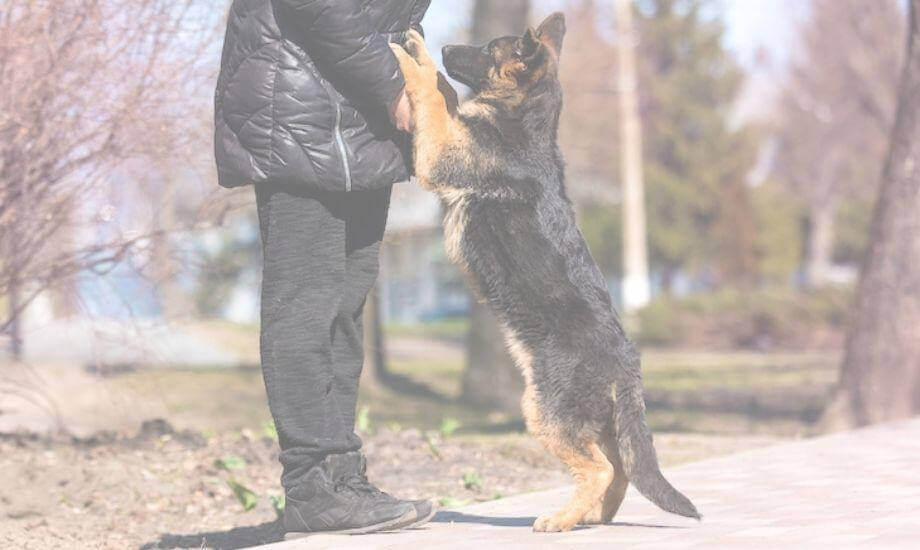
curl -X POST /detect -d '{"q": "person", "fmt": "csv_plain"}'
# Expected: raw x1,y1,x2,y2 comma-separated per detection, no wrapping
213,0,433,537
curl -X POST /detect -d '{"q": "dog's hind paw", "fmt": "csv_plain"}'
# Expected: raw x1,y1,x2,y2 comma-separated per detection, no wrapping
580,507,607,525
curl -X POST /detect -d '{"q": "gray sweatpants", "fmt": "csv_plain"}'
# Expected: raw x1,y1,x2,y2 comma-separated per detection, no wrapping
255,183,392,489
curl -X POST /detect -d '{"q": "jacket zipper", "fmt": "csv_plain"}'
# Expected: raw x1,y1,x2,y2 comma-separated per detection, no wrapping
332,97,352,192
320,79,353,191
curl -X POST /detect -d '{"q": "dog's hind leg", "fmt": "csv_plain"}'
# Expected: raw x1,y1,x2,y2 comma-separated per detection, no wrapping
532,439,613,532
582,429,629,524
522,388,613,532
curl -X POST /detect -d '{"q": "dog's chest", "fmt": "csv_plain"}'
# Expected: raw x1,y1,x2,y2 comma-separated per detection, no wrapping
441,196,470,266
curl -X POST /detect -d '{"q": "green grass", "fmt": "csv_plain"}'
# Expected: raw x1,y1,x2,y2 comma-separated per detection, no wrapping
642,351,839,391
383,317,469,341
104,348,838,438
385,357,465,397
355,380,509,434
384,349,840,406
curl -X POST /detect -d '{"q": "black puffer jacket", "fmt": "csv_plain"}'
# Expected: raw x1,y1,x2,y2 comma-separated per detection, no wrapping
214,0,430,192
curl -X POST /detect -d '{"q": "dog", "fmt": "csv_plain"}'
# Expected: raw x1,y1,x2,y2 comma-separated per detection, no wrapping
389,12,700,532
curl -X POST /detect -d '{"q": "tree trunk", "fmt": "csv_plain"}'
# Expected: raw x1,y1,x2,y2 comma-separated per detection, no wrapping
461,301,524,411
823,0,920,429
459,0,529,412
2,222,24,361
660,266,675,295
7,277,22,361
804,201,835,288
470,0,529,43
49,201,80,319
153,172,188,319
361,285,389,387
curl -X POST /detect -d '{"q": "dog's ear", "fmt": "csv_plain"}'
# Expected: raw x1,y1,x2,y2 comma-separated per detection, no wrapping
536,12,566,56
519,27,545,70
522,27,541,59
437,71,459,115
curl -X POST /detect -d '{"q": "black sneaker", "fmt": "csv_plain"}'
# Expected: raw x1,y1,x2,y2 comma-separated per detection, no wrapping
282,454,417,538
340,453,436,529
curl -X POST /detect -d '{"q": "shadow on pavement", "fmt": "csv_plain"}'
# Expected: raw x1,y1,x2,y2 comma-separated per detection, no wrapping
433,511,537,527
140,520,283,550
609,521,690,529
139,512,690,548
433,511,689,531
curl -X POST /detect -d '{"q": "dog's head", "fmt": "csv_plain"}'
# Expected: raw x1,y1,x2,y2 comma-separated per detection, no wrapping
442,12,566,95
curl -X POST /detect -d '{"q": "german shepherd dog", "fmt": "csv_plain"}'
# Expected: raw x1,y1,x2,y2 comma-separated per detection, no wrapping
390,13,700,532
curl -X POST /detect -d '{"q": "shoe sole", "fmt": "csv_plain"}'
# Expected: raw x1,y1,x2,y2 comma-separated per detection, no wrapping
283,507,418,539
403,502,437,530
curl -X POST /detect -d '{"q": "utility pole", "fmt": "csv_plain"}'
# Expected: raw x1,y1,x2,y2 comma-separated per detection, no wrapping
615,0,651,313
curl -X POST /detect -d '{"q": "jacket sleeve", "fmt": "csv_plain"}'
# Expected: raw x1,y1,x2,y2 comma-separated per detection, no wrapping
410,0,431,34
278,0,405,110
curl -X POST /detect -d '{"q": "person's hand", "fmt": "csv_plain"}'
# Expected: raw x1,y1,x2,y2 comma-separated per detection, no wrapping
389,87,413,133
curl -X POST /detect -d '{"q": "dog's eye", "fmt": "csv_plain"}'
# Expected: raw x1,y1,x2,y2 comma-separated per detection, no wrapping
512,47,523,58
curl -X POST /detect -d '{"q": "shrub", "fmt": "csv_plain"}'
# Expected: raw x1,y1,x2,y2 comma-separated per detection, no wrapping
636,286,853,350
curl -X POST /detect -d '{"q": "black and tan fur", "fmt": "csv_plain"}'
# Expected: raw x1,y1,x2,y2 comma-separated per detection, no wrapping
390,13,700,532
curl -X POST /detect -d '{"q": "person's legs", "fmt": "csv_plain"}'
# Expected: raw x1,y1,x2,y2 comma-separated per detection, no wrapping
255,183,361,489
329,185,393,429
257,183,430,535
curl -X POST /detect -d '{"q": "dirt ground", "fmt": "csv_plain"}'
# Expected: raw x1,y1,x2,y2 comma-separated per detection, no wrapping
0,419,779,549
0,338,818,548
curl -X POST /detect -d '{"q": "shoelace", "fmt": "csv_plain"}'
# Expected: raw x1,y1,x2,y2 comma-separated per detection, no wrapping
331,477,360,495
334,474,393,500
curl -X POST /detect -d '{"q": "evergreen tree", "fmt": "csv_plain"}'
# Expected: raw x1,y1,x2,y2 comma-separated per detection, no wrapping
562,0,759,292
637,0,759,289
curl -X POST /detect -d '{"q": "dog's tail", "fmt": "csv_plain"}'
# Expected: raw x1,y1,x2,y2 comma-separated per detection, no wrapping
613,347,701,520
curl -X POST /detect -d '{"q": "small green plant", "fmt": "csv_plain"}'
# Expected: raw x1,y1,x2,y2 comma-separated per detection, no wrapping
462,472,482,491
438,496,470,508
261,420,278,442
226,480,258,511
424,433,443,460
356,405,372,434
269,494,286,519
439,417,461,437
214,454,247,471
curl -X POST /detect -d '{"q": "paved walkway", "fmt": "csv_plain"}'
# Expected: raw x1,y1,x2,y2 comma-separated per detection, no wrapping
259,418,920,549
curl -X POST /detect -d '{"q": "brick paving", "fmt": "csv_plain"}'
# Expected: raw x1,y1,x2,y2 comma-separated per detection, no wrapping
259,419,920,549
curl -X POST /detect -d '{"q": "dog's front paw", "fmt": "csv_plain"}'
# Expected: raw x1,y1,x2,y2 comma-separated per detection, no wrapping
404,29,434,66
403,30,438,87
390,43,436,100
389,44,419,78
533,513,577,533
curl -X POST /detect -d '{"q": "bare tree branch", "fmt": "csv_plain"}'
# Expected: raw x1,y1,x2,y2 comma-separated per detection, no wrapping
0,1,224,357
